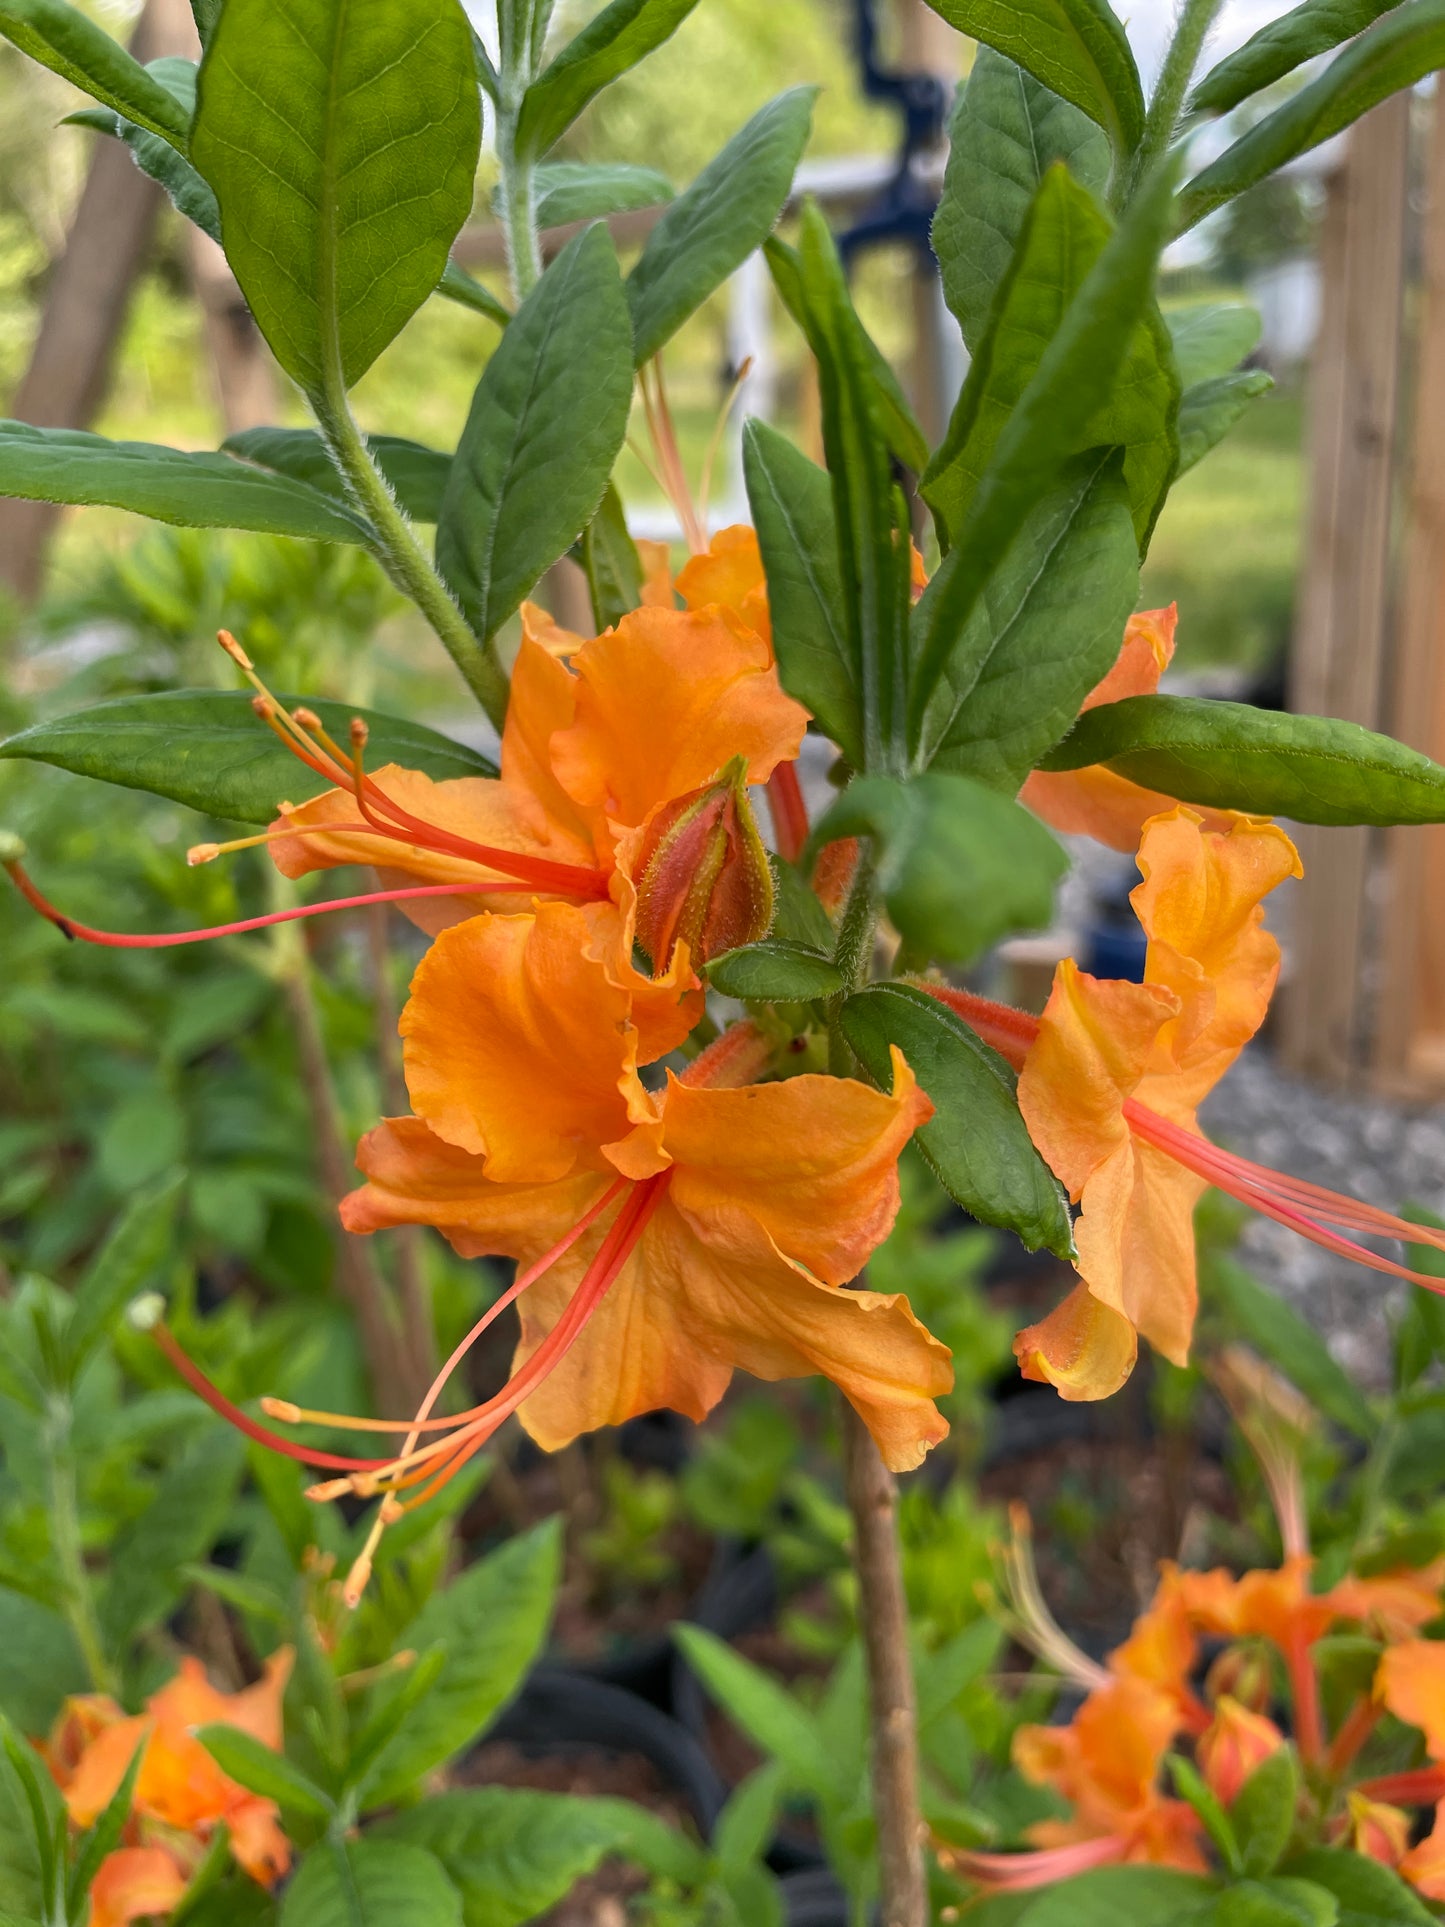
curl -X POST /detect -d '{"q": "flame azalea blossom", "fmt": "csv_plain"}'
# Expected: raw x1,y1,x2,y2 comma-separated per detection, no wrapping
915,809,1445,1401
42,1652,293,1924
1020,607,1241,854
1196,1695,1286,1805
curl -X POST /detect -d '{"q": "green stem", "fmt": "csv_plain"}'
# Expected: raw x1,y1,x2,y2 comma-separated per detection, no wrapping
47,1401,115,1696
1123,0,1226,206
314,387,509,727
498,116,543,303
827,846,878,1075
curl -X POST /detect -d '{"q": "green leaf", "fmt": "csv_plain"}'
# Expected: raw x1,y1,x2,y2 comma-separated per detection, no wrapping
65,1171,184,1373
1037,694,1445,826
280,1842,462,1927
921,0,1145,157
196,1728,335,1821
98,1428,245,1647
1282,1848,1435,1926
437,263,512,329
813,772,1067,964
674,1624,840,1800
765,234,928,473
1168,1752,1243,1875
1168,303,1262,387
0,1745,48,1919
1178,371,1274,475
576,481,643,631
908,151,1179,741
1210,1878,1338,1927
920,454,1139,789
69,58,222,242
377,1788,703,1927
742,420,859,766
841,982,1073,1255
628,87,816,366
923,164,1177,553
1233,1747,1300,1878
437,225,634,645
0,1595,84,1735
359,1520,560,1809
533,159,673,225
1177,1,1445,232
191,0,480,393
0,422,373,544
1202,1255,1375,1439
704,939,844,1001
517,0,700,157
933,47,1110,354
344,1646,448,1791
222,427,451,525
1191,0,1402,116
714,1763,787,1875
2,689,494,827
1014,1866,1217,1926
0,0,191,148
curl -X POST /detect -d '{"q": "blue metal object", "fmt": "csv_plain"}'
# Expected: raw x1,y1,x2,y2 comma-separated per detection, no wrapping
837,0,950,266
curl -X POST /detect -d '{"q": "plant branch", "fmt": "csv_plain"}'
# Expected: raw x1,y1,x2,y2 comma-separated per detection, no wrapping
828,843,877,1074
1125,0,1226,204
497,116,543,302
840,1399,927,1927
313,385,509,727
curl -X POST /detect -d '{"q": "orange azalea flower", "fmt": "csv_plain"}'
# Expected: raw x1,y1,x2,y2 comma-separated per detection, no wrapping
1196,1695,1285,1805
1021,607,1239,853
1340,1791,1412,1869
43,1653,293,1924
915,809,1445,1403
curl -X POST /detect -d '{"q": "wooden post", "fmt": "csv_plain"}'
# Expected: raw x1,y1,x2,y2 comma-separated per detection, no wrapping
1377,86,1445,1092
1282,96,1410,1083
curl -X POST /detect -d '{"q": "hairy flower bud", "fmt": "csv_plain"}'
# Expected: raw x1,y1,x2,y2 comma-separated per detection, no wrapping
1204,1641,1275,1715
634,756,773,970
1196,1695,1286,1806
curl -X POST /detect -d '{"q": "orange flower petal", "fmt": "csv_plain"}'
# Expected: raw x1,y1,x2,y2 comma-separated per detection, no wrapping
1086,606,1177,711
500,630,602,855
1328,1561,1445,1639
1378,1639,1445,1759
1402,1800,1445,1898
517,598,586,658
1073,1135,1206,1365
1013,1282,1138,1401
636,538,676,607
57,1713,151,1827
88,1847,189,1927
229,1794,293,1886
675,524,771,644
1020,766,1233,856
549,605,807,830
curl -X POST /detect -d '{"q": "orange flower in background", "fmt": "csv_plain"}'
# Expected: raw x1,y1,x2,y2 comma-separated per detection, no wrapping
1012,808,1301,1399
43,1652,293,1925
337,902,952,1481
1021,607,1240,853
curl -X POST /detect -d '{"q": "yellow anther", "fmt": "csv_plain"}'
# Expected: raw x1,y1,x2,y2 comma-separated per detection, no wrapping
350,716,370,748
187,843,220,867
217,628,254,671
261,1397,303,1423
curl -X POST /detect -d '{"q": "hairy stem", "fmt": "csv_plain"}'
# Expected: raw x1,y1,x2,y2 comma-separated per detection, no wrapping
1124,0,1226,204
48,1402,115,1695
498,118,543,302
828,844,878,1074
314,386,509,727
841,1400,927,1927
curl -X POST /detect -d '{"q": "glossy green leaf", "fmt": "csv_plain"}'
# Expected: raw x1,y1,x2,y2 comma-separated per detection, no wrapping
360,1520,560,1808
377,1788,704,1927
841,982,1073,1255
742,419,859,765
1178,370,1274,474
0,422,372,544
575,481,643,630
628,87,815,365
1282,1847,1435,1926
1178,0,1445,232
100,1428,245,1647
920,454,1139,789
222,427,451,524
196,1728,334,1820
1038,693,1445,825
813,772,1067,963
1233,1747,1300,1877
65,1171,184,1374
1202,1254,1375,1439
924,164,1177,552
765,234,928,472
437,262,511,328
704,940,844,1001
517,0,700,157
921,0,1144,156
1168,302,1262,387
533,159,673,224
933,47,1110,354
1,690,496,827
1191,0,1402,116
1168,1752,1243,1874
0,0,191,148
280,1843,462,1927
191,0,480,392
437,225,634,644
68,58,222,241
1014,1866,1216,1926
909,152,1179,740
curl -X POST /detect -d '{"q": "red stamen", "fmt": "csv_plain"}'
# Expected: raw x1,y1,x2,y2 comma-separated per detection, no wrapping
766,763,808,864
945,1834,1131,1891
5,860,515,948
1326,1692,1382,1778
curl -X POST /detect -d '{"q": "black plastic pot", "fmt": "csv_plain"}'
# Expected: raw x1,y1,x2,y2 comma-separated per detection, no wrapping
780,1867,858,1926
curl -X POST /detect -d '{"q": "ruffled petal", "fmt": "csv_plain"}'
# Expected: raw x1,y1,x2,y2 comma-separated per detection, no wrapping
1086,606,1177,709
88,1848,189,1927
675,524,772,644
1020,766,1233,856
1013,1283,1138,1402
1377,1640,1445,1759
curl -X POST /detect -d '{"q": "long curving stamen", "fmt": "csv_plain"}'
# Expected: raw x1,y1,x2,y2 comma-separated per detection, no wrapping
942,1835,1132,1892
1356,1767,1445,1807
639,360,708,556
5,859,516,948
996,1503,1111,1691
698,354,753,528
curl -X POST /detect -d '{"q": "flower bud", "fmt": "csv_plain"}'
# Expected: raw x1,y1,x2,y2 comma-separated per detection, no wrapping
1196,1695,1285,1806
634,757,773,970
1204,1640,1275,1715
1337,1792,1411,1868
